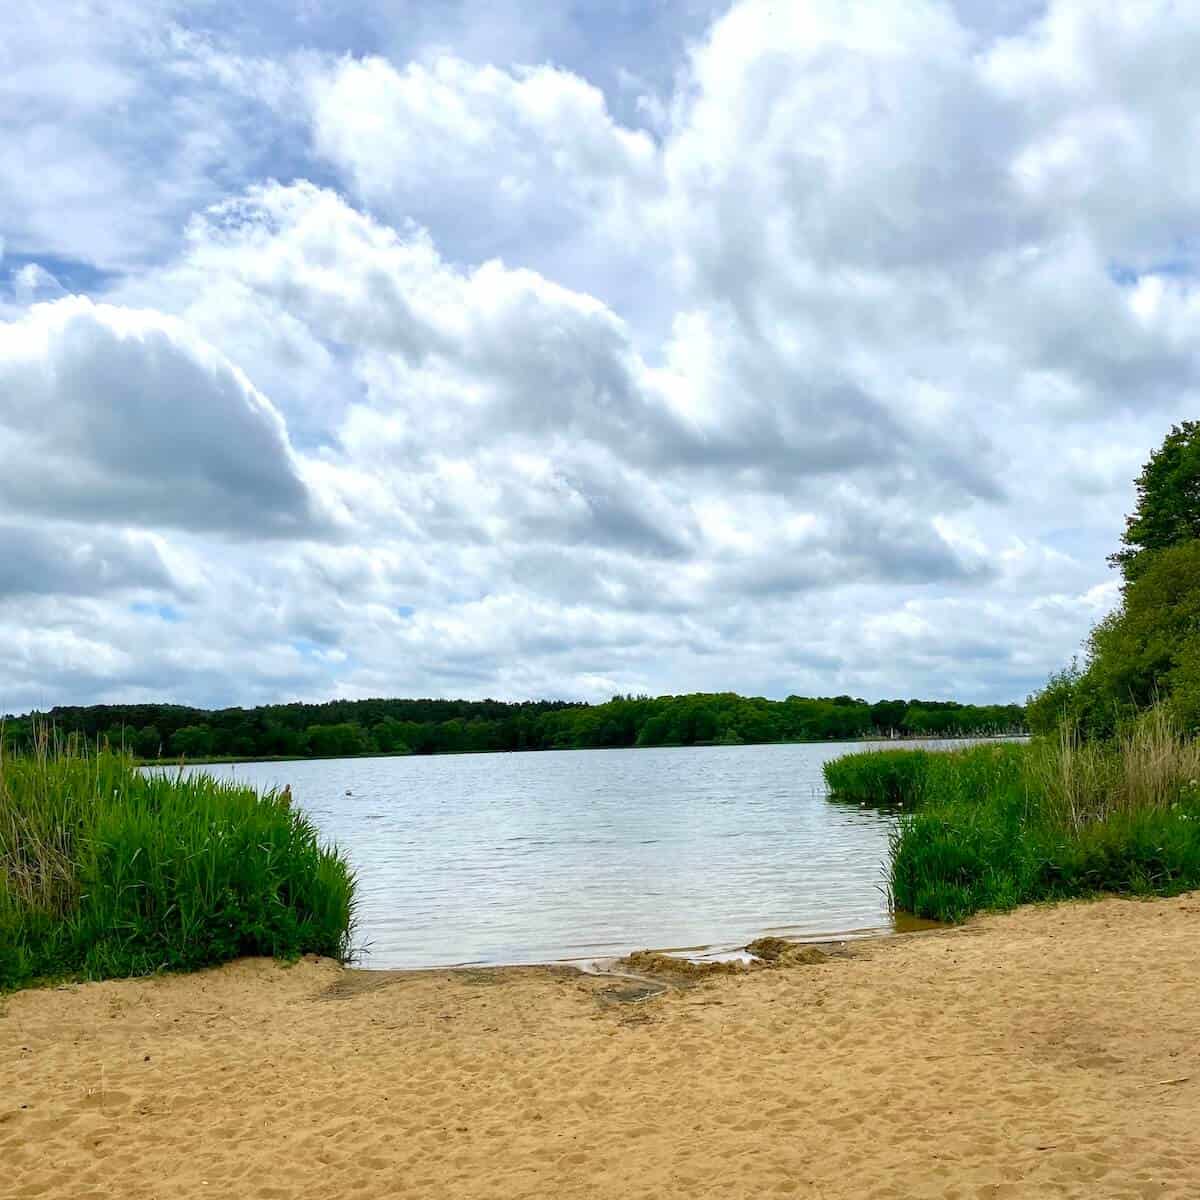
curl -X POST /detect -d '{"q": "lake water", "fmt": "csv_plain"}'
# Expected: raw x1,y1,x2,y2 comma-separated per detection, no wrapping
194,741,937,970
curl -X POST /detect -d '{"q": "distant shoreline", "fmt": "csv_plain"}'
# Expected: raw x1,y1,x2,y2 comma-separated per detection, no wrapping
143,731,1027,769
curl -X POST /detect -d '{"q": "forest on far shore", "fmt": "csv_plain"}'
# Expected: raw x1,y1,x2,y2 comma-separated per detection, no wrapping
3,692,1027,761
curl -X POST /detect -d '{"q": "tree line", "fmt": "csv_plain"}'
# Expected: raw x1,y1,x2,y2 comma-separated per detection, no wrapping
1,693,1027,761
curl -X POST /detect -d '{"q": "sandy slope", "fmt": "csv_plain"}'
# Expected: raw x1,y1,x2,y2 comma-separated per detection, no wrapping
3,893,1198,1199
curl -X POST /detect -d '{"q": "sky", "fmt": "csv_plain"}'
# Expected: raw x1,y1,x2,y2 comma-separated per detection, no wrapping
1,0,1197,713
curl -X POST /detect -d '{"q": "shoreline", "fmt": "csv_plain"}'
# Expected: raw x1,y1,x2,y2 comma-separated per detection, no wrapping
5,891,1198,1198
139,732,1028,769
345,909,948,977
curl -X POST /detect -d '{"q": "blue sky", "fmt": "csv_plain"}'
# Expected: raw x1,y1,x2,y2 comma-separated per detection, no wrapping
1,0,1198,712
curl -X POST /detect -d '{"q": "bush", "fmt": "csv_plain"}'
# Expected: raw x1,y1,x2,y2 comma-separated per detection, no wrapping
0,738,355,991
822,749,933,805
885,712,1200,922
823,742,1027,808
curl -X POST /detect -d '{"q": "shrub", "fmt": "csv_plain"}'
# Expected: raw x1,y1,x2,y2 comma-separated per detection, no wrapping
822,749,933,805
885,712,1200,922
0,737,355,991
823,742,1027,808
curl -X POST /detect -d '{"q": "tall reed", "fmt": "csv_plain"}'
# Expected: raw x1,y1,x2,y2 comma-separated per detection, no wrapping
829,714,1200,923
823,748,932,806
1029,708,1200,832
0,732,355,990
823,743,1026,807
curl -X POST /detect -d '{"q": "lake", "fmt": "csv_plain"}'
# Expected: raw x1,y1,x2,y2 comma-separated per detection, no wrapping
194,741,941,969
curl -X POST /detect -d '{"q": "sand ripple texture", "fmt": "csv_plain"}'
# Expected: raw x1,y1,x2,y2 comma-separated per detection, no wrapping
3,893,1199,1199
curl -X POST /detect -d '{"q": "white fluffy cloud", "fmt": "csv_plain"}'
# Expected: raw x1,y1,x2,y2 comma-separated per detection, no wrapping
309,55,658,233
2,0,1198,711
305,52,671,317
0,297,319,535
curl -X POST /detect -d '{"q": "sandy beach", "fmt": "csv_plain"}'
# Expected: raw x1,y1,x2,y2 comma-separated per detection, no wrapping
3,894,1198,1200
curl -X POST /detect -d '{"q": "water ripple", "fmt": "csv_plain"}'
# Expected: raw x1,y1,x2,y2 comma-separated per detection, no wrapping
191,741,937,968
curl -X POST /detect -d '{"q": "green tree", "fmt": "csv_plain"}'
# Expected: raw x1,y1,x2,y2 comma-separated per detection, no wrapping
1110,420,1200,580
1086,540,1200,731
1166,639,1200,734
372,717,411,754
869,700,908,734
306,723,369,757
170,725,214,757
1,719,33,753
101,725,130,751
690,705,719,744
134,725,162,759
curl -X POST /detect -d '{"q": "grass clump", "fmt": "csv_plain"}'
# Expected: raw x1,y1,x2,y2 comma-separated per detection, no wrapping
823,749,933,805
823,742,1027,808
882,711,1200,922
0,735,355,991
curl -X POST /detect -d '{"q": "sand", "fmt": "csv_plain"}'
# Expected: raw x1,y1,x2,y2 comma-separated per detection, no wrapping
3,894,1199,1200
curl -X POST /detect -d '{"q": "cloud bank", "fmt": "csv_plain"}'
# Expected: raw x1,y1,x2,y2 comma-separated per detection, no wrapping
1,0,1196,712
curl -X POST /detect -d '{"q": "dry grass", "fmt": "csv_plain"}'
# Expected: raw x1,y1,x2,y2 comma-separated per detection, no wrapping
1032,708,1200,833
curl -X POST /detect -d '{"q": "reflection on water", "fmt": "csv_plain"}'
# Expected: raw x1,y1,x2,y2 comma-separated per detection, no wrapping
190,740,967,969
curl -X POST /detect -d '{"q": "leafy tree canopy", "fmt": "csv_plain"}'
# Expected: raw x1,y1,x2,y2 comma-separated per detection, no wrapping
1032,423,1200,737
1111,420,1200,581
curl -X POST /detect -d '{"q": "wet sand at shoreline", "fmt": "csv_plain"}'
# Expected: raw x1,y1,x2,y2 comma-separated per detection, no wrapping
3,893,1198,1199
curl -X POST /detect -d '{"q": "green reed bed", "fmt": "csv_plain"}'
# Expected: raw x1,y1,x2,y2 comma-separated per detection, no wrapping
824,718,1200,923
0,740,355,991
822,748,935,806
